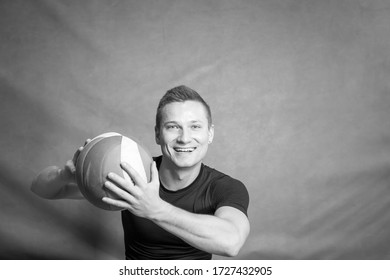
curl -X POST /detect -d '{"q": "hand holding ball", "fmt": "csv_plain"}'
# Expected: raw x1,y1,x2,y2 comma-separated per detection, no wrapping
75,132,153,211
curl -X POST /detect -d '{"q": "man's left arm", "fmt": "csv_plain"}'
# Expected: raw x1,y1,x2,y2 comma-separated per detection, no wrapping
153,204,249,257
102,162,250,257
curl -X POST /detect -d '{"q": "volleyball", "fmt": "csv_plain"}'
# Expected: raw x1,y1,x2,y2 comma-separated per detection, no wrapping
75,132,152,211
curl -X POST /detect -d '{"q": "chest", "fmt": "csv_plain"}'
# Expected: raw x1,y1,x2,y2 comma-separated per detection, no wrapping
159,184,216,214
123,184,217,246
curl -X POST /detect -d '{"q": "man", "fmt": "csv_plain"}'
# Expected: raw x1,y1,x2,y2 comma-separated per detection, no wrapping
32,85,250,259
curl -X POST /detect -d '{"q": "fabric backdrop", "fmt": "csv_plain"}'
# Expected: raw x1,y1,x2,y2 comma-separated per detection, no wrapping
1,0,390,260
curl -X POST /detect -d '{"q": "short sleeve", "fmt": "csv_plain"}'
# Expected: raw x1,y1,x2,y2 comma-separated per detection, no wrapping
211,176,249,216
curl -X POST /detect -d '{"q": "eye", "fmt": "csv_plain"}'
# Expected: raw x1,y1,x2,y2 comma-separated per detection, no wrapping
191,124,202,129
166,124,180,130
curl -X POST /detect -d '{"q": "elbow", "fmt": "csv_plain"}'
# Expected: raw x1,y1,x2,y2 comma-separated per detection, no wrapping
30,176,56,199
219,225,250,257
30,178,41,196
30,180,49,199
219,236,244,257
220,245,241,258
223,248,240,258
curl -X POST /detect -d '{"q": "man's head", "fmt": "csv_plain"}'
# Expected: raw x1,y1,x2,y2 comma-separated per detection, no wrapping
155,85,214,169
155,85,212,131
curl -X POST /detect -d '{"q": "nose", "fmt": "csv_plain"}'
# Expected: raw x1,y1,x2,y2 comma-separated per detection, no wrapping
177,127,191,144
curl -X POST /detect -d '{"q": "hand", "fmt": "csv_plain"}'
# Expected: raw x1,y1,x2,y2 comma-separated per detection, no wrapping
102,161,167,219
59,138,91,181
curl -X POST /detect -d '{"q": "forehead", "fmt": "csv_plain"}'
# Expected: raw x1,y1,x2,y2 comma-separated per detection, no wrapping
161,101,208,122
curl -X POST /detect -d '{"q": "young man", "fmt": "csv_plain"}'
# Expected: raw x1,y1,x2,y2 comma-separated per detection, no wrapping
32,85,250,259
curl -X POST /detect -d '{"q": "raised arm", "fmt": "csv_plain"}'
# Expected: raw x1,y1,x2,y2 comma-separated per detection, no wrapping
31,160,84,199
31,140,90,200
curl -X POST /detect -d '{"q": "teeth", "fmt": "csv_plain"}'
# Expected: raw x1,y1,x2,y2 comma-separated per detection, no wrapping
174,148,196,152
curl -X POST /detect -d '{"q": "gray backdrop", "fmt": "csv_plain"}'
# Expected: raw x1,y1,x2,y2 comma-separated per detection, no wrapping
1,0,390,259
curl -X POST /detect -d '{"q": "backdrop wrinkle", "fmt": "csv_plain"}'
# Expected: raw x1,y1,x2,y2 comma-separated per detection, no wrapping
1,0,390,259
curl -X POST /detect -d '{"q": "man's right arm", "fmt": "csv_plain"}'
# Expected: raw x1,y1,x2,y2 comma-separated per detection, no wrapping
31,139,91,200
31,162,84,200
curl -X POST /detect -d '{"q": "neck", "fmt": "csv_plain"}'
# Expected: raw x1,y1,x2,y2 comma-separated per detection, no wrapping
159,158,202,191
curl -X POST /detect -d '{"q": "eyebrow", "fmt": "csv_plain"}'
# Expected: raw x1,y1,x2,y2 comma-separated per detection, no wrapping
163,121,178,125
163,120,204,125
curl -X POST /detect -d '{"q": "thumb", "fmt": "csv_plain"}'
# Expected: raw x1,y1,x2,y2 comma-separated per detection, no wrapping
65,159,76,174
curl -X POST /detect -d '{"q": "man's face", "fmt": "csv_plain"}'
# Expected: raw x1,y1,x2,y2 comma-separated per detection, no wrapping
155,101,214,170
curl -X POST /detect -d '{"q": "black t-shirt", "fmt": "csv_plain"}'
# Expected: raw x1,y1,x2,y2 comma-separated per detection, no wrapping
121,156,249,260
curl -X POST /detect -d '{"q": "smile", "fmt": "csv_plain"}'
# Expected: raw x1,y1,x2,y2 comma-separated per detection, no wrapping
173,147,196,152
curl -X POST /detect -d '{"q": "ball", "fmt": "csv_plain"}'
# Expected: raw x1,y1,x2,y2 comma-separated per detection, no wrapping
75,132,153,211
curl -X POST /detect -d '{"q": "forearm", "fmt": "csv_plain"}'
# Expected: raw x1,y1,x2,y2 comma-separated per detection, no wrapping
151,202,247,257
31,166,83,199
102,162,249,256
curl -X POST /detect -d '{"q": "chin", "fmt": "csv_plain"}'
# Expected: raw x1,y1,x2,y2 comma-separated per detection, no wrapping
171,156,202,169
173,160,198,169
162,148,206,169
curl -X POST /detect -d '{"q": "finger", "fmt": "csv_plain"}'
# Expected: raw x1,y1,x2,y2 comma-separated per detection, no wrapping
72,138,91,164
106,172,140,197
106,172,127,187
65,159,76,174
104,180,137,202
120,162,146,187
72,146,83,164
84,138,91,146
102,196,131,210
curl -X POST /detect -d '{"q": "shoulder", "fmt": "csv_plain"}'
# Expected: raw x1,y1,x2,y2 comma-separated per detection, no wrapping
203,164,247,192
202,164,249,215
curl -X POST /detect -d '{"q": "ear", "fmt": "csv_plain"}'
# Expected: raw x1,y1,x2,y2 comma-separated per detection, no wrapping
155,126,161,145
208,124,214,144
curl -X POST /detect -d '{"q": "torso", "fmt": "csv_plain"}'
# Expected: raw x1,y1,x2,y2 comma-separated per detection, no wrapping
121,156,249,260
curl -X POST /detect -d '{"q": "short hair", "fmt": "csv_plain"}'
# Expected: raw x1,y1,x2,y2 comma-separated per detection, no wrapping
155,85,212,129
